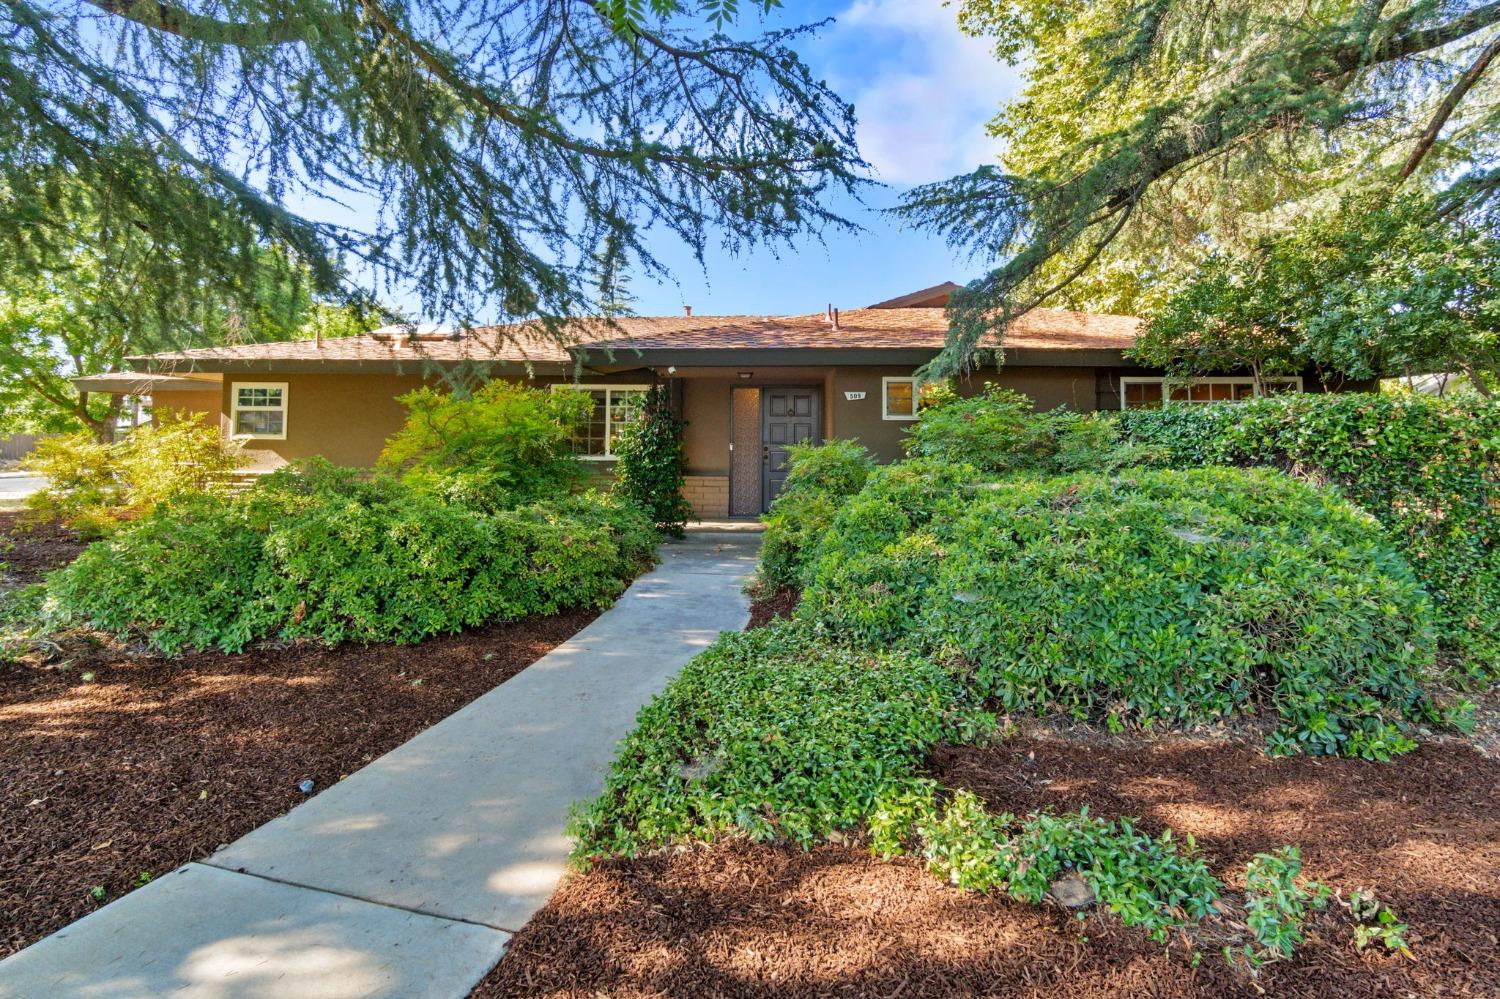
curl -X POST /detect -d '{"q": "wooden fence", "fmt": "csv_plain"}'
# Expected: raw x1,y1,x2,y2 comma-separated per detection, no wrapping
0,434,50,461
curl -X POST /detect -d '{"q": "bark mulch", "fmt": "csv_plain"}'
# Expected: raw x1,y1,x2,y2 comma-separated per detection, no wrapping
746,586,798,630
474,734,1500,998
1,598,598,958
0,512,87,586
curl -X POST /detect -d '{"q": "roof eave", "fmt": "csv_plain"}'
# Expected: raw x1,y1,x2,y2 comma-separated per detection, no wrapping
126,356,578,376
580,346,1134,369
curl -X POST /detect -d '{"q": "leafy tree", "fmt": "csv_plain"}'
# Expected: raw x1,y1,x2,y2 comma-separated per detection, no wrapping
899,0,1500,374
0,186,381,437
0,232,313,438
3,0,863,355
1135,196,1500,391
1129,250,1307,395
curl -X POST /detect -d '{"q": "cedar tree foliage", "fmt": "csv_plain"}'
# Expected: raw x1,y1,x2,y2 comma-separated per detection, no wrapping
897,1,1500,376
1,0,866,351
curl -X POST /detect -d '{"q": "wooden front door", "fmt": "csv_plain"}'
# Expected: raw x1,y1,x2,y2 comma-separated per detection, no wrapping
762,387,820,510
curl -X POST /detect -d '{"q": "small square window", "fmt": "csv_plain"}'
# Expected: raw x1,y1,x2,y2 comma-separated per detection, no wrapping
883,377,917,421
231,382,288,440
551,385,649,458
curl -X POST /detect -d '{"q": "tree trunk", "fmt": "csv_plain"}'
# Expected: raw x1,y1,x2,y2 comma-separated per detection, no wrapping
79,391,122,443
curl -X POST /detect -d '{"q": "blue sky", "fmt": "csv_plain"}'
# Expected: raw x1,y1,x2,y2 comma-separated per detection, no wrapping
290,2,1024,320
630,1,1023,316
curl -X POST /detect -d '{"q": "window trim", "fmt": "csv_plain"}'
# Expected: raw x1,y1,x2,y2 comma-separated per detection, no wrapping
230,381,289,440
882,376,919,422
1119,375,1304,409
550,383,651,460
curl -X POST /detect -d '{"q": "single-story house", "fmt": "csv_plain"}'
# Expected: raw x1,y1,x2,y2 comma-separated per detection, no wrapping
76,282,1371,518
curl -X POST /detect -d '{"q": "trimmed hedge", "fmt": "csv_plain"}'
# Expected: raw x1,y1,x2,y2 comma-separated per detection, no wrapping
799,464,1443,758
47,462,657,654
1115,393,1500,677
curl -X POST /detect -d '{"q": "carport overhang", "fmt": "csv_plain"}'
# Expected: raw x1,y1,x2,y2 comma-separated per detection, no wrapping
71,373,223,394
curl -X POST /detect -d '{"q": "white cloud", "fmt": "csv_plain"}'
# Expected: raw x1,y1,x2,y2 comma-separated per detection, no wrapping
819,0,1022,186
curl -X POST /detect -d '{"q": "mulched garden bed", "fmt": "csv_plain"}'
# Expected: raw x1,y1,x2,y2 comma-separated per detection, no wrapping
0,508,602,957
746,586,798,630
0,511,87,585
474,734,1500,998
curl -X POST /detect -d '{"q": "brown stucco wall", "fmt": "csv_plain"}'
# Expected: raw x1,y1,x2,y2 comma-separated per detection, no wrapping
151,389,222,424
222,372,430,467
220,371,658,468
682,379,732,476
824,365,1099,463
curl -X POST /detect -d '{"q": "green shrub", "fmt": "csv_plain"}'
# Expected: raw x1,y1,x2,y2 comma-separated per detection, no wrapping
904,384,1157,475
48,461,654,653
877,787,1221,941
1240,847,1331,966
801,464,1441,758
612,385,692,537
519,490,659,577
569,623,993,860
117,412,245,509
1114,393,1500,678
24,413,241,536
22,432,118,533
47,494,273,654
260,482,514,645
379,380,592,509
1112,404,1239,468
757,439,875,589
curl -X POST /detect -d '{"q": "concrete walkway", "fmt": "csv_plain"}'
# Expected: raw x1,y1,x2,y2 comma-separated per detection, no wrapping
0,530,759,999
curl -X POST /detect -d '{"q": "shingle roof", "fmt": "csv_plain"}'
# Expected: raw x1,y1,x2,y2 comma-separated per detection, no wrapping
582,307,1140,353
129,307,1139,371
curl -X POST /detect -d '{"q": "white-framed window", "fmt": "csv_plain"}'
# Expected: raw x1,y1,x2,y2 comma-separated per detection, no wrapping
230,382,288,439
551,384,650,459
1119,376,1304,410
882,376,918,421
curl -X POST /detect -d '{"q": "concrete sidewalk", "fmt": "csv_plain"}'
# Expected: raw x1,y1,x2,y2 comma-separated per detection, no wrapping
0,530,758,999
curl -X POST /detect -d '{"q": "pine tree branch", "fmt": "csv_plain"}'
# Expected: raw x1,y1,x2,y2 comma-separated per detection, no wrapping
355,0,819,175
1397,32,1500,183
939,1,1500,325
82,0,305,45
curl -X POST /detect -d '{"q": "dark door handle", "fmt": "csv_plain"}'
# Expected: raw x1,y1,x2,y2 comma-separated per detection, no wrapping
762,446,770,461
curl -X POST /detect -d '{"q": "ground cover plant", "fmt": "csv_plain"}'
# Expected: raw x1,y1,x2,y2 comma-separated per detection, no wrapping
45,459,657,654
482,735,1500,998
799,463,1445,758
1114,393,1500,679
566,617,1377,971
570,623,993,859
